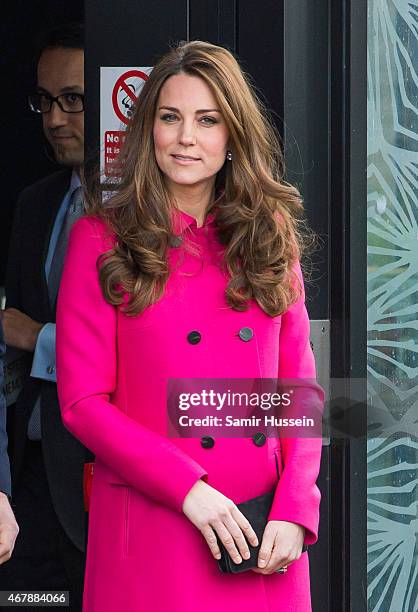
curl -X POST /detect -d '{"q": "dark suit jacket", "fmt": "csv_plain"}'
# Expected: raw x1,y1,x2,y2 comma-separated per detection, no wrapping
6,169,92,552
0,322,12,497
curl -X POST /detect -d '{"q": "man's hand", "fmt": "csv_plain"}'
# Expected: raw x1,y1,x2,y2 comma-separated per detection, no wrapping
0,492,19,564
252,520,305,575
1,308,43,352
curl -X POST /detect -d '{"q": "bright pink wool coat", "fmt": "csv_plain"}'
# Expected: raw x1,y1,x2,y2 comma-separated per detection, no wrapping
56,212,323,612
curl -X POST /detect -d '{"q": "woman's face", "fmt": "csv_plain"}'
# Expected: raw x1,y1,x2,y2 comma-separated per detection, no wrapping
153,73,229,193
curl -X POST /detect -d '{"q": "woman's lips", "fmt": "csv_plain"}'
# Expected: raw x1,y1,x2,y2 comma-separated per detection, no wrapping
171,154,201,164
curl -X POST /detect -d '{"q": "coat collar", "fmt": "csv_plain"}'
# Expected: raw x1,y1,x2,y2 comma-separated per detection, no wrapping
171,208,216,235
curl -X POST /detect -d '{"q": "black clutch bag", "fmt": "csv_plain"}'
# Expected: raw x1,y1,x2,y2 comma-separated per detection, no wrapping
217,489,308,574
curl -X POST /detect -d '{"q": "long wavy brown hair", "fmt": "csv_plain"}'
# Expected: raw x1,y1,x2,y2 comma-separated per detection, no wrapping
88,40,313,316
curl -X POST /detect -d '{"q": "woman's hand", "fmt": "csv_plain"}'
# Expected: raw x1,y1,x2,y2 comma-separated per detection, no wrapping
252,520,305,575
182,479,258,564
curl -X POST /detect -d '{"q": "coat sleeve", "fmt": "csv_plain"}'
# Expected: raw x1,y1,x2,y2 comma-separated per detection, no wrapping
267,260,324,546
56,216,207,513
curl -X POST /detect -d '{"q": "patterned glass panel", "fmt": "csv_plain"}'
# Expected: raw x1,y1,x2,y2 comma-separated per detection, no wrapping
367,1,418,610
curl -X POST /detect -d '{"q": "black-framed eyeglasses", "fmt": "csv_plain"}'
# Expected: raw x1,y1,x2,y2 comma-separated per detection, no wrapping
28,92,85,114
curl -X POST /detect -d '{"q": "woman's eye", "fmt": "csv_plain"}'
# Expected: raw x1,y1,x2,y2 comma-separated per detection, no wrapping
200,116,217,125
160,113,178,122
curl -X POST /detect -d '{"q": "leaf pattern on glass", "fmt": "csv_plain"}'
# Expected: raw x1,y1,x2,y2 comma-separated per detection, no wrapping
367,1,418,610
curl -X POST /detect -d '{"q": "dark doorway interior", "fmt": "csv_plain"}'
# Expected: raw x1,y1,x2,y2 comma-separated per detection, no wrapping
1,1,83,285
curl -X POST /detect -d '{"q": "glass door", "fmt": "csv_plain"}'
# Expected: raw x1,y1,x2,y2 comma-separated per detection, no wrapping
367,1,418,610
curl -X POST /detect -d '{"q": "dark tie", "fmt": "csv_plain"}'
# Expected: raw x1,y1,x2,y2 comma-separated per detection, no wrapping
27,186,84,440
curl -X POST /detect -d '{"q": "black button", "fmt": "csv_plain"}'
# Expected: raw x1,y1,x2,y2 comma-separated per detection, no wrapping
201,436,215,449
187,331,201,345
170,235,183,248
252,432,266,447
238,327,254,342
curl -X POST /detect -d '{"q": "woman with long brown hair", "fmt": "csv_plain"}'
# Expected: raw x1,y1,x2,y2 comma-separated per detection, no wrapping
56,40,323,611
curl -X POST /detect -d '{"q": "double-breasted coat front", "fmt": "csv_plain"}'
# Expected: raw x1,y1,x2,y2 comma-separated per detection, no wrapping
56,211,323,612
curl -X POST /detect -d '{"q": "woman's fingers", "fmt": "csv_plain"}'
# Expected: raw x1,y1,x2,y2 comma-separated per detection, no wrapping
264,543,290,573
230,506,259,548
200,524,222,560
182,480,259,563
201,515,252,563
214,506,260,563
221,514,251,561
254,540,289,574
204,507,258,564
184,482,306,572
257,526,274,569
253,520,306,574
211,520,243,564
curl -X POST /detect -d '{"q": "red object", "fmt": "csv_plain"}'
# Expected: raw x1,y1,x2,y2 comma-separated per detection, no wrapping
83,462,94,512
111,70,149,125
104,131,126,178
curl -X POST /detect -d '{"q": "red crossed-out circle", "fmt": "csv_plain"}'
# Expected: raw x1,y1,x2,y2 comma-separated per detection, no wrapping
112,70,149,125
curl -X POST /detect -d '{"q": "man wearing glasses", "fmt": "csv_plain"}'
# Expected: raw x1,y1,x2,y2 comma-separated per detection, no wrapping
0,24,88,611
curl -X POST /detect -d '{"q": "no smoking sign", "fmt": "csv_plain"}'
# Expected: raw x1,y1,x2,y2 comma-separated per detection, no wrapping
112,69,150,125
100,66,153,180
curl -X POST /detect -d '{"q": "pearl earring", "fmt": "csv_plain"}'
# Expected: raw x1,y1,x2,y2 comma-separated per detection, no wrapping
226,151,232,161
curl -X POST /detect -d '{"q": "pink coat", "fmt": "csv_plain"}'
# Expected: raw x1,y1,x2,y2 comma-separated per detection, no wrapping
56,211,323,612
